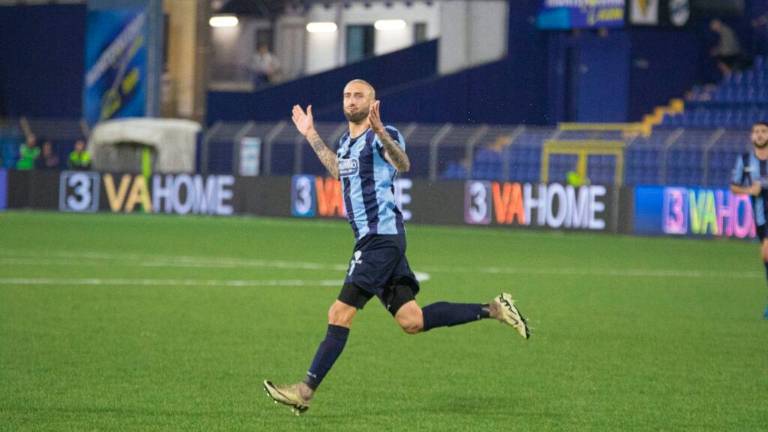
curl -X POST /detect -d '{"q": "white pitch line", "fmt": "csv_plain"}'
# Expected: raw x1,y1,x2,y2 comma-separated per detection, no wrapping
0,277,344,288
425,265,762,279
0,251,348,271
0,249,759,280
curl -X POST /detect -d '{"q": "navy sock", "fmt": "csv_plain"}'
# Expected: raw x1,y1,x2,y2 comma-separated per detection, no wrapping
422,302,489,332
304,324,349,390
764,261,768,282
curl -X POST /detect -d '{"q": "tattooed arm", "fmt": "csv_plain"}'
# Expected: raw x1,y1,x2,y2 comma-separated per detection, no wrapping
292,104,339,179
368,101,410,172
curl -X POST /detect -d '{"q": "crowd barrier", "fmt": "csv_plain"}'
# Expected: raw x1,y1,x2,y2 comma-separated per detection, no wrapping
1,170,757,241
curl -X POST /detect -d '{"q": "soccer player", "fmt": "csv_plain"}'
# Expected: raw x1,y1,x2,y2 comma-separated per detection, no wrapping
264,79,530,415
730,121,768,319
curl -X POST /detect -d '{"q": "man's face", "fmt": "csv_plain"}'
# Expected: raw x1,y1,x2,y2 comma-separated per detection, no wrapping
343,82,373,123
752,124,768,148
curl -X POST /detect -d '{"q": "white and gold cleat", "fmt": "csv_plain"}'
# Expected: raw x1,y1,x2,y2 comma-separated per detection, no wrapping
263,380,310,415
491,293,530,339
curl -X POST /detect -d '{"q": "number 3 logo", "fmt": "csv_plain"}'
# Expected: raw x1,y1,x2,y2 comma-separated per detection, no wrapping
291,175,316,217
59,171,100,212
465,181,490,224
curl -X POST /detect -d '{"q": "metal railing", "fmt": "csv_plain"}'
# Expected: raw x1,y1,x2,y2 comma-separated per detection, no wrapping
0,117,753,188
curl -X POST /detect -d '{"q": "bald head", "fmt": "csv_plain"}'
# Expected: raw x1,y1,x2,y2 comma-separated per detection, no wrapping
343,79,376,123
344,79,376,99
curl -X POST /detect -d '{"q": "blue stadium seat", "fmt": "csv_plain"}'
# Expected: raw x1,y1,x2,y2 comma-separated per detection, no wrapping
440,162,467,179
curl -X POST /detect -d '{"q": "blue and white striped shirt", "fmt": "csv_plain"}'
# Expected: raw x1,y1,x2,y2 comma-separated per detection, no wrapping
336,126,405,240
731,151,768,226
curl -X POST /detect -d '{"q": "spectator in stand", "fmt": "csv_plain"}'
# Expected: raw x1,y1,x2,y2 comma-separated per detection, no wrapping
440,156,471,179
37,140,60,170
481,134,511,156
68,140,92,170
710,19,744,76
473,134,510,178
250,43,281,89
16,134,40,171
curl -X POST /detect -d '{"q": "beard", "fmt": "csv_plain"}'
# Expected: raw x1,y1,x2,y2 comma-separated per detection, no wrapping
344,107,369,123
754,138,768,149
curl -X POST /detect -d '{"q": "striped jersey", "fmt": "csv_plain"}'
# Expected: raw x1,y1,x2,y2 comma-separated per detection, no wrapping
336,126,405,240
731,151,768,226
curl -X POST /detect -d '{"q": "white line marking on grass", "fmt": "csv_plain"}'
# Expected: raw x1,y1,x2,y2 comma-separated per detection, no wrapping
0,252,434,282
1,249,757,280
428,265,762,279
0,277,344,288
0,252,348,271
413,272,430,282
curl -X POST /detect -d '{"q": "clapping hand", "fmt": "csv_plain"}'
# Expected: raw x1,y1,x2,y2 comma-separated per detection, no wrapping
368,100,385,135
292,104,315,136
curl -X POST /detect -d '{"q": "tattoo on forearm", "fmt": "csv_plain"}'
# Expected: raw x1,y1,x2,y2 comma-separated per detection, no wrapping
378,132,410,172
307,130,339,178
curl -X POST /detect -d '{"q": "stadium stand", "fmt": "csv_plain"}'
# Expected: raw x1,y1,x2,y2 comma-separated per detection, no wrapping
5,30,767,188
664,56,768,128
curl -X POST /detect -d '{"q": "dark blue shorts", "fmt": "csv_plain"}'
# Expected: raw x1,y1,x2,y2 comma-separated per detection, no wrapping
338,234,420,313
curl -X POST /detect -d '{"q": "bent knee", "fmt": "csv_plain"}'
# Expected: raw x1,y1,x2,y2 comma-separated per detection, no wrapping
401,323,422,334
396,313,424,334
329,312,354,327
328,302,356,327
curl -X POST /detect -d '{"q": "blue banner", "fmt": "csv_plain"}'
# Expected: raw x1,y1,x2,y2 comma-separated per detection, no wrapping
537,0,625,29
83,0,162,125
84,6,148,125
634,185,755,239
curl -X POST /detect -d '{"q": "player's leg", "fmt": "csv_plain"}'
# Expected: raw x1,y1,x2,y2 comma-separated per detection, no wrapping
404,299,487,333
393,299,424,334
265,287,371,414
386,256,487,333
384,284,529,338
303,299,357,392
386,250,530,338
296,235,394,395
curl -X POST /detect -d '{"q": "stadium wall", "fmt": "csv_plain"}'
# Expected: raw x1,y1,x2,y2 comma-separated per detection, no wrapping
546,26,713,123
375,0,548,125
0,4,87,118
627,26,712,121
205,40,439,124
363,57,549,125
206,0,550,125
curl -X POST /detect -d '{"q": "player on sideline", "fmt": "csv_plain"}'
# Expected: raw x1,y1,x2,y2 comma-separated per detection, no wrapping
730,120,768,319
264,79,530,415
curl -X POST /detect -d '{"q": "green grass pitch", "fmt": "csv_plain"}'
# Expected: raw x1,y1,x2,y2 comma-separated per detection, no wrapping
1,211,766,431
